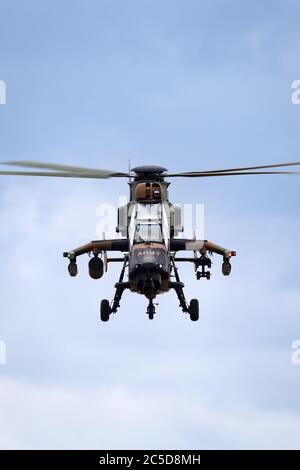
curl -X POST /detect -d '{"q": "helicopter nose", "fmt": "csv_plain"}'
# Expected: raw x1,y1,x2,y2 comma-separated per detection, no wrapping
137,274,162,300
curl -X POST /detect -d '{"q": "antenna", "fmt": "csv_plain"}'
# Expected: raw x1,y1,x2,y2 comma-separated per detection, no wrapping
128,158,132,183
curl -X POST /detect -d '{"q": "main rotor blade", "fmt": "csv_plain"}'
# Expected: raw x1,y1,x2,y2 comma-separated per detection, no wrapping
0,170,129,179
166,170,300,177
167,161,300,176
1,160,128,177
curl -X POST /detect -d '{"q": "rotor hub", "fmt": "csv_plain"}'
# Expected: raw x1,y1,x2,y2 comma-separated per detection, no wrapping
131,166,167,181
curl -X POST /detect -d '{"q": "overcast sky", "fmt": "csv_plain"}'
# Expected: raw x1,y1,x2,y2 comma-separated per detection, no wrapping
0,0,300,449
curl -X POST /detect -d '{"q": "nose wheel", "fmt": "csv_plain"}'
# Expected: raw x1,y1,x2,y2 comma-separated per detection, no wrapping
147,299,156,320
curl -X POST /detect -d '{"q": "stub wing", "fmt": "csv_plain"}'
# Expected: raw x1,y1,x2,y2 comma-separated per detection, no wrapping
170,238,236,259
170,238,236,278
63,239,129,260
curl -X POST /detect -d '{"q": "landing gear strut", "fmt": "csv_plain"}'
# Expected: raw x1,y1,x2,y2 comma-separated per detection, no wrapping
100,257,128,322
170,257,200,321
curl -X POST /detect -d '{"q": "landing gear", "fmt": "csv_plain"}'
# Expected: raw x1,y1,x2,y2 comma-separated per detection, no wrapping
100,257,128,322
147,299,156,320
189,299,199,321
100,299,110,322
170,257,199,321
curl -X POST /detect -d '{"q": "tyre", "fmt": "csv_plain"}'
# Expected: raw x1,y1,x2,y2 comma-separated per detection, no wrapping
147,305,155,319
189,299,199,321
100,299,110,322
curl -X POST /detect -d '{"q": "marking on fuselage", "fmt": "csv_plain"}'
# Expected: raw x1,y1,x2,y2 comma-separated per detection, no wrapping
137,250,161,256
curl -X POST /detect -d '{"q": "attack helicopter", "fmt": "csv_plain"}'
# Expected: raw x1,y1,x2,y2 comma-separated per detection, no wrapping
0,160,299,321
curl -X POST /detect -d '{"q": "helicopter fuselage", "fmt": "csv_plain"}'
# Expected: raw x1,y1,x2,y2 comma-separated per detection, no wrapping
117,170,182,299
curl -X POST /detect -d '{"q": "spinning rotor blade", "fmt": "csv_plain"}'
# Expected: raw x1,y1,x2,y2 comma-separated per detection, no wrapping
167,161,300,177
1,160,129,177
166,170,300,177
0,170,130,179
1,160,300,179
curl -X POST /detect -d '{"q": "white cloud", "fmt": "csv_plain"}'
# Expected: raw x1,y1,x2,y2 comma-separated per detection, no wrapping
0,377,299,450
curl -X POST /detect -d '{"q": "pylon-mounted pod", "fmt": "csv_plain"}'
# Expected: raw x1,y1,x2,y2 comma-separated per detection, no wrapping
68,260,78,277
88,256,104,279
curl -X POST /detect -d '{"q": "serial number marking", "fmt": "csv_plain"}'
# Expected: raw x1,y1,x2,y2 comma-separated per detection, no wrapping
143,454,200,465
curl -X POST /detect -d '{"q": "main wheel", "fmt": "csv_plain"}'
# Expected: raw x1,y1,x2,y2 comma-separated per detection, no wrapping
100,299,110,322
189,299,199,321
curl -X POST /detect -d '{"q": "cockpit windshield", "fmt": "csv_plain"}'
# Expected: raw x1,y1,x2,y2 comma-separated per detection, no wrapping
134,223,163,243
130,203,166,245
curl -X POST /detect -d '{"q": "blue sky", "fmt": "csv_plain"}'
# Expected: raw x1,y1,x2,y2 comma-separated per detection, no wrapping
0,0,299,449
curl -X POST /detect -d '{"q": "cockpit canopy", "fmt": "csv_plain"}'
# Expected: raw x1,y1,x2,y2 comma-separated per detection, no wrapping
130,203,167,245
135,222,163,243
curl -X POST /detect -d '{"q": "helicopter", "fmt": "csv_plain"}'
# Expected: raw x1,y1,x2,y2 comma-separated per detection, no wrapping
0,160,300,321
